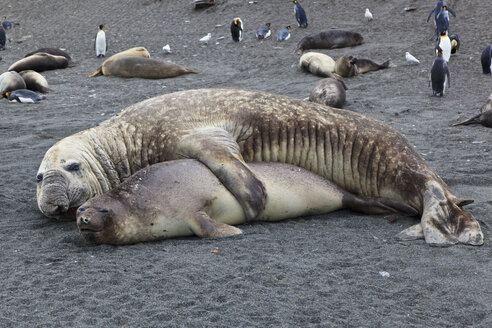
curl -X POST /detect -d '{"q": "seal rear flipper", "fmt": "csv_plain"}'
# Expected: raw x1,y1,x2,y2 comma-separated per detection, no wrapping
396,223,424,241
188,211,243,238
178,127,266,221
453,113,481,126
87,66,103,77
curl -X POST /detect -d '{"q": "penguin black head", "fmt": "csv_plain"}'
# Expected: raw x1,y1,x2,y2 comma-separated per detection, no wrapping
266,23,271,27
440,30,447,37
1,92,7,99
287,25,292,30
234,18,241,26
98,24,104,30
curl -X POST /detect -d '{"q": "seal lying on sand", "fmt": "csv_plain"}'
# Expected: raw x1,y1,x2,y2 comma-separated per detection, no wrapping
8,53,70,72
77,160,398,245
454,94,492,128
0,71,26,95
88,46,151,77
308,78,346,108
295,30,363,53
37,89,483,246
19,70,53,93
299,52,340,78
97,57,198,79
335,56,393,77
24,48,74,66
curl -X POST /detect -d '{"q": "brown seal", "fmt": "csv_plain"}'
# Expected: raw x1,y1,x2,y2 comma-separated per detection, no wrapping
76,160,400,245
24,48,74,66
308,78,347,108
353,58,394,74
36,89,483,246
334,56,358,77
19,70,53,93
454,94,492,128
0,71,26,96
295,30,363,53
8,53,70,72
100,57,198,79
88,47,151,77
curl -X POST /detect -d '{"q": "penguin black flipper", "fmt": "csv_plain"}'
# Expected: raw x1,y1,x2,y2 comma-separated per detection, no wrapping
481,45,492,74
447,7,456,17
427,6,437,22
445,64,450,88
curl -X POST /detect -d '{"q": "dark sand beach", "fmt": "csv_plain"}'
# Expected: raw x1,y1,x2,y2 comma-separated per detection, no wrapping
0,0,491,326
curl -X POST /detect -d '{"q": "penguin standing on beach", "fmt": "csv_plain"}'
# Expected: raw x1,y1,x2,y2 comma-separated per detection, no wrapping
277,26,292,41
256,23,271,39
231,18,243,42
2,89,46,103
427,1,456,25
481,44,492,74
430,46,450,97
0,24,6,51
434,6,450,39
437,31,451,62
293,0,308,28
95,24,107,57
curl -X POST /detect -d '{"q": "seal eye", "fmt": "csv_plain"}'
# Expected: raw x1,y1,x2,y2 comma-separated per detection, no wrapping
36,173,43,183
66,162,81,172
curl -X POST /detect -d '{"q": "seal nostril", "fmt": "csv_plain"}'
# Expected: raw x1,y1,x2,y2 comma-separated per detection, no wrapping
82,217,90,224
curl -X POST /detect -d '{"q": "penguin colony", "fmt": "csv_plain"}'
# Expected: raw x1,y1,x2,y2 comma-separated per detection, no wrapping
0,0,490,120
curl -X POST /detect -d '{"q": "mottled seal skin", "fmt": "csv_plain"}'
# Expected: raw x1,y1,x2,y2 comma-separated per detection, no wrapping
295,30,363,53
88,47,151,77
101,57,198,79
24,48,74,66
8,53,69,72
77,160,399,245
308,78,346,108
19,70,53,93
37,89,483,246
454,94,492,128
299,52,337,78
0,71,26,95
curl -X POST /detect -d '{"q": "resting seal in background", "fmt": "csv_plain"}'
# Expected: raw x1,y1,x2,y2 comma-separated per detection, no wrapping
335,56,394,77
454,94,492,128
37,88,483,246
295,30,363,53
97,57,198,79
88,46,151,77
77,160,397,245
8,53,70,72
24,48,74,66
299,52,340,78
19,70,53,93
308,78,346,108
0,71,26,95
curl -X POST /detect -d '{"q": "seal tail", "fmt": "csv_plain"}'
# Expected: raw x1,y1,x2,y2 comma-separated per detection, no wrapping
88,66,103,77
39,86,54,94
67,60,76,68
453,113,481,126
185,68,199,74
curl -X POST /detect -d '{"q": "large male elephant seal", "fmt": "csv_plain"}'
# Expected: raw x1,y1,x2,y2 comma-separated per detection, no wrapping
8,53,70,72
295,30,364,53
37,89,483,246
98,57,198,79
88,46,151,77
76,160,397,245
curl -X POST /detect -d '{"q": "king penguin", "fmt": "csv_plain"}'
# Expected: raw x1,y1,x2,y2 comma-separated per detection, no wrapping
0,24,6,51
3,89,46,103
256,23,271,39
1,16,13,30
95,24,107,57
427,1,456,25
448,34,460,54
437,31,451,62
293,0,308,28
231,18,243,42
277,26,292,41
430,46,450,97
481,44,492,74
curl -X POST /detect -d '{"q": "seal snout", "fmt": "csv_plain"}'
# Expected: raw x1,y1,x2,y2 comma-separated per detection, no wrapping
76,207,108,233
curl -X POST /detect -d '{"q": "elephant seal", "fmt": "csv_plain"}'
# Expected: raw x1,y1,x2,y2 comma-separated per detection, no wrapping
454,94,492,128
19,70,53,93
299,52,338,78
37,88,483,246
98,57,198,79
308,78,346,108
295,30,363,53
88,47,151,77
76,160,397,245
0,71,26,95
353,58,394,74
335,56,358,77
8,53,70,72
24,48,74,66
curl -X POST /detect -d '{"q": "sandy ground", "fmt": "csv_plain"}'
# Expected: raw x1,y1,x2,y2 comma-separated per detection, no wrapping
0,0,491,327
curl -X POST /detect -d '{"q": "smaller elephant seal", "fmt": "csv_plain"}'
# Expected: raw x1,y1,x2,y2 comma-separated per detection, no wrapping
308,78,347,108
299,52,337,78
8,53,70,72
454,94,492,128
99,57,198,79
76,160,396,245
0,71,26,95
24,48,74,66
295,30,363,53
88,46,151,77
353,58,394,74
19,70,53,93
335,56,358,77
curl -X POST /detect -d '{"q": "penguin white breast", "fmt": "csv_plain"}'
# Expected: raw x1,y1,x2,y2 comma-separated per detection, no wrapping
265,29,271,38
18,96,35,103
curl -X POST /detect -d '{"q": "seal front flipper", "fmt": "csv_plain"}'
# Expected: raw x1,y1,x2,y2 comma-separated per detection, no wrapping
178,126,266,221
188,211,243,238
396,223,424,241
